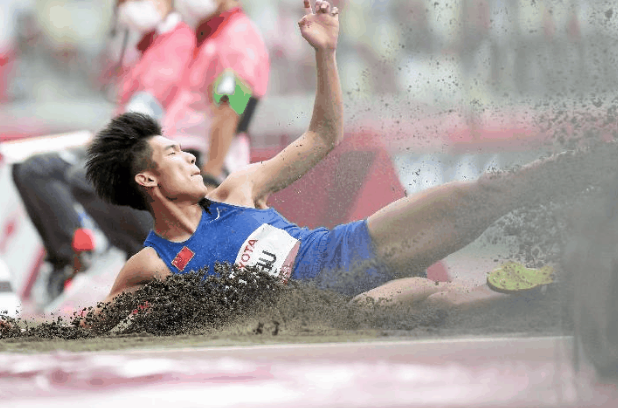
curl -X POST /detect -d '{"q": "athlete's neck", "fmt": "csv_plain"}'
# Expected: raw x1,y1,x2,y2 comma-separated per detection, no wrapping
150,199,203,242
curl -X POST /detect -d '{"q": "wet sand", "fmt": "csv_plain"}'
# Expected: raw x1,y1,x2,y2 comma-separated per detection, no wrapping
0,268,567,354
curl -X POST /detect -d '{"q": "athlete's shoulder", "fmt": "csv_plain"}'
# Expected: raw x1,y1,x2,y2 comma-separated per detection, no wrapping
108,247,171,298
207,163,262,206
122,247,170,282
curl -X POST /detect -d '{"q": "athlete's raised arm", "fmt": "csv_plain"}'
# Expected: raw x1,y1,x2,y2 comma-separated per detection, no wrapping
231,0,342,201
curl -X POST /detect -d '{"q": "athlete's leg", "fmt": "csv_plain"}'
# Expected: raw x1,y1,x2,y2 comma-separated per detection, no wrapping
351,277,508,309
351,277,451,305
367,144,618,275
423,282,509,310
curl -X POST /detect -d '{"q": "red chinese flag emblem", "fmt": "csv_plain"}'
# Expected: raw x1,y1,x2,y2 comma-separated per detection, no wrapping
171,246,195,272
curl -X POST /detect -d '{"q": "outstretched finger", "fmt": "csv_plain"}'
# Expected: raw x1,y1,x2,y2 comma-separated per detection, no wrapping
304,0,313,15
318,1,331,14
331,6,339,16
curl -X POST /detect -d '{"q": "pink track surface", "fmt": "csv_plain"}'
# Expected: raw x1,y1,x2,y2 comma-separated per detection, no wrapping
1,336,617,408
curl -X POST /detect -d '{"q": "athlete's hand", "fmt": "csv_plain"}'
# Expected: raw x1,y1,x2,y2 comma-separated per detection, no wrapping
298,0,339,51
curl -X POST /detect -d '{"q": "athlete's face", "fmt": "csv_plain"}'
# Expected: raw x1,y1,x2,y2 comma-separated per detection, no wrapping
136,136,208,202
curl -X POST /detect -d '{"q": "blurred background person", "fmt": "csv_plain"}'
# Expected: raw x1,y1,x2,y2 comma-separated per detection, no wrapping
0,0,21,104
11,0,194,305
31,0,114,99
488,0,517,94
164,0,270,187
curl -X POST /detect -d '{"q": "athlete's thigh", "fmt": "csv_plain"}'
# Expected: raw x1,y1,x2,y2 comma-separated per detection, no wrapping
366,180,477,271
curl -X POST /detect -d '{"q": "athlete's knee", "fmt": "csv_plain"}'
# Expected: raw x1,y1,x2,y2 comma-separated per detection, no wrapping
424,290,456,308
477,168,509,195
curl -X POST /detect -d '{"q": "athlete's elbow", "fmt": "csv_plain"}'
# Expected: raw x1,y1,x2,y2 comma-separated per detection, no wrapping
319,125,344,150
334,129,344,146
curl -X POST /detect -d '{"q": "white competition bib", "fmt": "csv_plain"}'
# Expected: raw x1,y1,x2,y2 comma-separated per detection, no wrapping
235,224,300,284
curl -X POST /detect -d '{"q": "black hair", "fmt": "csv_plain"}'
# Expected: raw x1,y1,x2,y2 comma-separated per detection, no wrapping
86,112,162,211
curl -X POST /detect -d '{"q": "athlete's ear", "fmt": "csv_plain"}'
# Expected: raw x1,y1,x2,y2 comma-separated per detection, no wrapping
135,171,157,188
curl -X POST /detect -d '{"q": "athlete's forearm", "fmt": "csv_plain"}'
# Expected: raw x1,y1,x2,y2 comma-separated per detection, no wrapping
308,49,343,149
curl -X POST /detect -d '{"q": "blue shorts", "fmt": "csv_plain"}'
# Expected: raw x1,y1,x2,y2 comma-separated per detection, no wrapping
291,220,393,296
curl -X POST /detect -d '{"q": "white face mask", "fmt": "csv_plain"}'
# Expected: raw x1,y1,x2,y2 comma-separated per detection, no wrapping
175,0,218,28
118,1,164,33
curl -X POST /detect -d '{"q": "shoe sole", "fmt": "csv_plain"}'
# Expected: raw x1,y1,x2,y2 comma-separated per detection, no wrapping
487,261,555,295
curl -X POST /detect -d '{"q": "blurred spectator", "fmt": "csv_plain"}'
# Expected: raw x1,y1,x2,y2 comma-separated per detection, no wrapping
513,0,547,94
96,14,144,101
488,0,517,93
364,0,401,94
394,0,435,56
337,0,401,95
3,1,604,107
0,0,34,103
459,0,490,75
428,0,463,54
12,0,195,304
268,1,312,95
336,0,373,95
31,0,115,98
456,0,491,129
164,0,270,186
566,1,586,92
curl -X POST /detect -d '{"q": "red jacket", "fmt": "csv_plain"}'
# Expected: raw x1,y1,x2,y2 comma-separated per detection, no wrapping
115,13,195,116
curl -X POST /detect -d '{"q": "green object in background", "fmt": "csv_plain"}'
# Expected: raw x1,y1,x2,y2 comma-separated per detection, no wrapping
487,261,555,294
213,70,253,116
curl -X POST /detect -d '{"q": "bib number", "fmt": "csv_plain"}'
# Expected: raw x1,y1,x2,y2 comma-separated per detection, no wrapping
235,224,300,284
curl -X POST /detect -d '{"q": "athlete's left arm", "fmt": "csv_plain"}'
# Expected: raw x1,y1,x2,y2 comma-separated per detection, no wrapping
247,1,342,201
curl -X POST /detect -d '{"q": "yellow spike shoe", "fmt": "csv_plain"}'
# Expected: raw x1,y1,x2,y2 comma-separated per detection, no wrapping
487,261,555,294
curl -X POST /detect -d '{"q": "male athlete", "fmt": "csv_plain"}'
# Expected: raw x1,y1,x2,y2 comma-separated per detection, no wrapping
86,0,618,312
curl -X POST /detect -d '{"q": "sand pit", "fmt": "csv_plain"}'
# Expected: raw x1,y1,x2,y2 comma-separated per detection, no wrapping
0,265,585,407
1,261,568,351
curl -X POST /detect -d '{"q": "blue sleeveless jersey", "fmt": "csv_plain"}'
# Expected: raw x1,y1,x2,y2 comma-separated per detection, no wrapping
144,201,329,282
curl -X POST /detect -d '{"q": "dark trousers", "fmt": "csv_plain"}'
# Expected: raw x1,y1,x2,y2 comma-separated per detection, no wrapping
12,150,152,268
